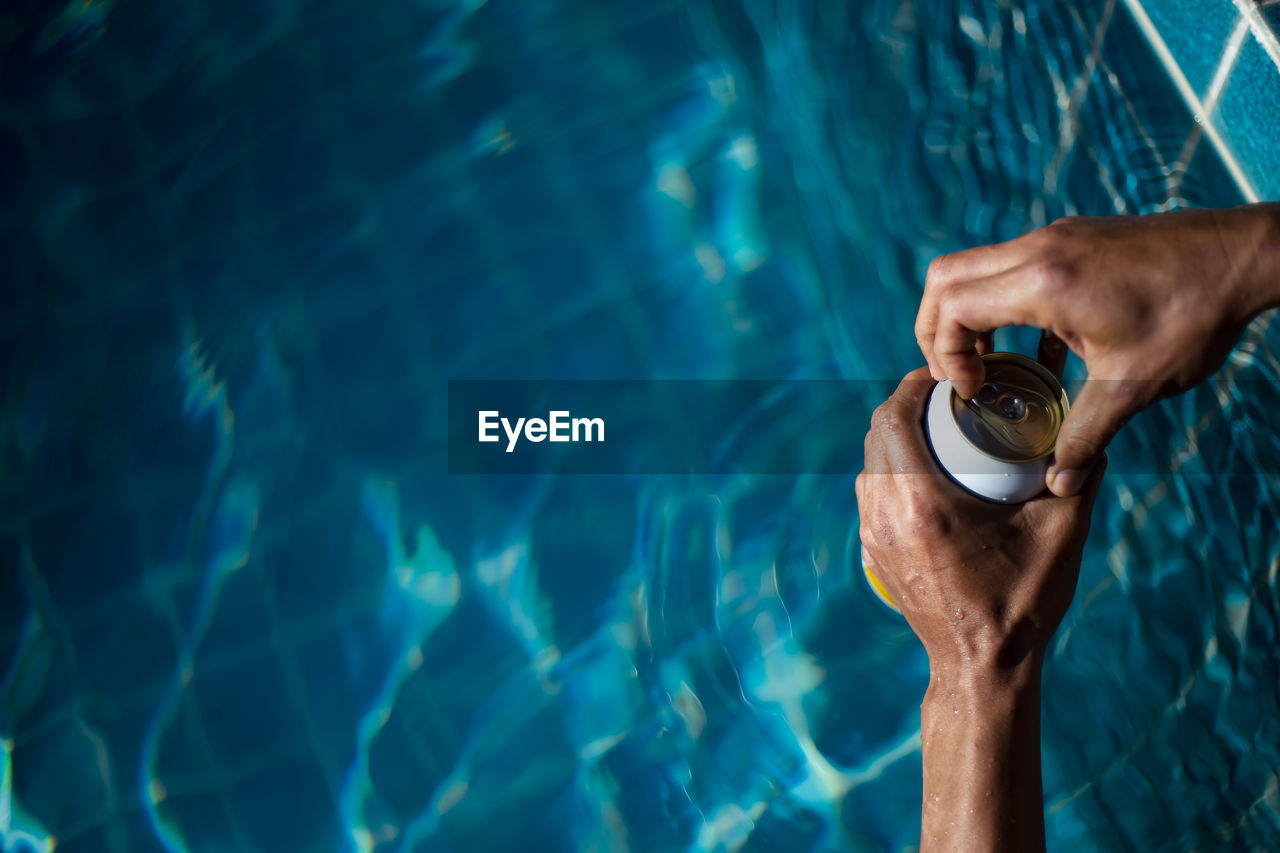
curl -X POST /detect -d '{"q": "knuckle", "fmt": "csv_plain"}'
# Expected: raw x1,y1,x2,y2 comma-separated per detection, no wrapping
1046,215,1082,233
871,404,905,433
858,522,875,548
925,254,952,287
868,508,897,547
1027,255,1077,293
914,320,934,346
901,492,946,535
932,292,968,340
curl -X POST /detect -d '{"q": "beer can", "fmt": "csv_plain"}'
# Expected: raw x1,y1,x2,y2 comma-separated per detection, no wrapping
924,352,1068,504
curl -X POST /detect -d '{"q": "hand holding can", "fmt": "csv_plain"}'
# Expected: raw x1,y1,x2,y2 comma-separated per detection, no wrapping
856,366,1105,657
914,205,1280,496
855,366,1107,851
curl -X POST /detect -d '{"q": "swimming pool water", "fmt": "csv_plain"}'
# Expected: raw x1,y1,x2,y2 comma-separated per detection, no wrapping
2,0,1279,851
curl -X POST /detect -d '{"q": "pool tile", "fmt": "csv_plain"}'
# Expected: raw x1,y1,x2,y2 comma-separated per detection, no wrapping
1211,28,1280,199
224,755,340,852
1263,1,1280,35
50,815,169,853
1080,4,1197,212
1131,0,1243,97
1179,128,1249,207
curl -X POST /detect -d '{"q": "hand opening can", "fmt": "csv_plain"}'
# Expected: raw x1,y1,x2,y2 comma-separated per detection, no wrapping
862,352,1069,613
925,351,1068,503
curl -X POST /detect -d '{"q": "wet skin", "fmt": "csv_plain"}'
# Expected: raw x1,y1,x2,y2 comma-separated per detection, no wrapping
857,368,1106,853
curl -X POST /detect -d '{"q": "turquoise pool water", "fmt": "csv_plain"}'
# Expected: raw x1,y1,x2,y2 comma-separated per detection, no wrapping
2,0,1279,850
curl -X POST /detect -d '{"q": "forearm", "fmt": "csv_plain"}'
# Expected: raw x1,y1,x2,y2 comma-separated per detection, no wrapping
920,656,1046,853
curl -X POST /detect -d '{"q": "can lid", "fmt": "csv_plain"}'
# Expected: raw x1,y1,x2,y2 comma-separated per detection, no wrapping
950,354,1066,461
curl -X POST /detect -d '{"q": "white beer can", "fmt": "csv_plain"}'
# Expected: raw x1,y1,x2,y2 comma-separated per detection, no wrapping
925,352,1068,504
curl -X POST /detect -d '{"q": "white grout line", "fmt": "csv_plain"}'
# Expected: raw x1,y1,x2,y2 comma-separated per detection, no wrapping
1062,3,1182,206
1044,2,1117,197
1205,17,1252,108
1234,0,1280,73
1165,15,1251,201
1120,0,1260,202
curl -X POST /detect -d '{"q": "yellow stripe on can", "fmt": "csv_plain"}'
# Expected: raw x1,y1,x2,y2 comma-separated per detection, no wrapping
862,562,900,613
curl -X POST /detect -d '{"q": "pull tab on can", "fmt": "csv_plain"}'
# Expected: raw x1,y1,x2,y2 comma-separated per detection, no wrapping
926,352,1069,504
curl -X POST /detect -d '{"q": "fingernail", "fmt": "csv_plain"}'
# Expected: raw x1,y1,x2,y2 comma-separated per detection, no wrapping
1049,468,1086,497
954,380,980,400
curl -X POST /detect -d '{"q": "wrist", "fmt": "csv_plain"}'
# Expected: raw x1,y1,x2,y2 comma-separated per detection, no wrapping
1229,202,1280,317
920,646,1046,852
922,613,1049,694
924,648,1042,710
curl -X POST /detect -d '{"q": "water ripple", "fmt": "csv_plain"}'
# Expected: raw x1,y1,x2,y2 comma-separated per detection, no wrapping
1,0,1278,850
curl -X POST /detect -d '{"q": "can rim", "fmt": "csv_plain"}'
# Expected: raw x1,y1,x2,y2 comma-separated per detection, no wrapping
947,352,1069,463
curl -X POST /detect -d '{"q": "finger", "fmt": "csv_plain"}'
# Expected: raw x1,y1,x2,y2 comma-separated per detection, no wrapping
877,367,938,476
915,312,943,382
934,267,1047,398
857,480,904,608
916,245,1024,379
915,314,945,382
932,322,985,399
915,265,940,379
1037,329,1069,379
864,421,890,476
860,539,886,575
926,243,1031,290
1032,452,1109,512
891,365,937,397
1021,453,1108,540
865,367,933,477
976,331,995,356
1047,380,1142,496
917,244,1027,380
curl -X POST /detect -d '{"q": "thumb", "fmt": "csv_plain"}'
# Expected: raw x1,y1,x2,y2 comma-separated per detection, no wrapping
1047,379,1140,496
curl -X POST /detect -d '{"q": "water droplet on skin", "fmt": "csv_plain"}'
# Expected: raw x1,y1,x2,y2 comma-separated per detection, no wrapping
954,608,965,620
